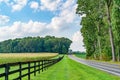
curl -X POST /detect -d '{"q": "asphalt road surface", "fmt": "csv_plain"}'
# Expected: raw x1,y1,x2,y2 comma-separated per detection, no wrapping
68,55,120,76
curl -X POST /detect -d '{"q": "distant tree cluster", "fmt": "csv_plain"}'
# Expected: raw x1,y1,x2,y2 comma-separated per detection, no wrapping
0,36,72,54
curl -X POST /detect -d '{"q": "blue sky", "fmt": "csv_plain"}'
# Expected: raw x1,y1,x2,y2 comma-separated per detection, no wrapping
0,0,85,52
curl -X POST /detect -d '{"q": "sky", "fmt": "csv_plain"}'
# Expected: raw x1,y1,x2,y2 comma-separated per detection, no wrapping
0,0,85,52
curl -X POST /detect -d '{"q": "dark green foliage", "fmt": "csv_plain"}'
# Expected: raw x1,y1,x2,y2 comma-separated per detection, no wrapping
0,36,72,54
76,0,120,61
112,0,120,61
74,52,86,59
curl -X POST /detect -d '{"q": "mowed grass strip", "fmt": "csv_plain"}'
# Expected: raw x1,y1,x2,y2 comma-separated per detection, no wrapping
74,53,120,64
31,55,120,80
74,53,86,59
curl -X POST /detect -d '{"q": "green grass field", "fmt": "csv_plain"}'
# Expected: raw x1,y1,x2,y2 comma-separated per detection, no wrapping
74,53,86,59
0,53,59,80
31,55,120,80
0,53,58,64
0,54,120,80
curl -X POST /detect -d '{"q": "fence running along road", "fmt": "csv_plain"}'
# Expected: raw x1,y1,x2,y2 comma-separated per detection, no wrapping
0,56,64,80
68,55,120,76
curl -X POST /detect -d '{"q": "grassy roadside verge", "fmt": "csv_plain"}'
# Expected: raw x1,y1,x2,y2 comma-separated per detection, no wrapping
31,55,120,80
74,53,86,59
74,53,120,64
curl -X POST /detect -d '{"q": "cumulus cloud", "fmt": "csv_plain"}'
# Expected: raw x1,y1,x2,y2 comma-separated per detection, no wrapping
0,15,10,25
11,0,27,12
0,0,3,2
29,1,39,10
0,19,73,41
0,0,8,3
0,20,47,41
22,0,78,31
47,0,78,31
61,0,75,10
70,31,85,52
40,0,62,11
0,0,27,12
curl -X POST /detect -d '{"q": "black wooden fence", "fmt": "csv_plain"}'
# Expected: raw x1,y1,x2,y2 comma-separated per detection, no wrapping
0,56,64,80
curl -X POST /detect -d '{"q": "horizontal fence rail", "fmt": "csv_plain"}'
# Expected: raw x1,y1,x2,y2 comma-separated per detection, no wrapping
0,56,64,80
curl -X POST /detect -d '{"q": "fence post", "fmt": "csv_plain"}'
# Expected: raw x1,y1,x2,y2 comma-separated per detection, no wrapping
19,62,22,80
38,61,40,74
42,60,44,72
44,60,46,70
28,62,30,80
5,64,9,80
34,61,36,76
46,60,48,70
53,59,55,65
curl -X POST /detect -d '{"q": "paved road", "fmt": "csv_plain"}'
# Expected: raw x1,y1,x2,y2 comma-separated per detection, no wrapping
68,55,120,76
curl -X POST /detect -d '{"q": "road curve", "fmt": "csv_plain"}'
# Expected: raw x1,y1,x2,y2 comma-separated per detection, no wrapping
68,55,120,76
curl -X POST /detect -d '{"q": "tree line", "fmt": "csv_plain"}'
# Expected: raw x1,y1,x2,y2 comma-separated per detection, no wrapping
0,36,72,54
76,0,120,61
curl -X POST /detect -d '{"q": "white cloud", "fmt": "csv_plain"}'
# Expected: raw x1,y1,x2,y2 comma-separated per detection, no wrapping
12,4,22,12
0,0,27,12
0,20,47,41
0,15,10,25
0,19,75,41
11,0,27,12
61,0,74,10
47,0,78,31
0,0,8,3
40,0,62,11
0,0,3,2
30,1,39,10
70,31,86,52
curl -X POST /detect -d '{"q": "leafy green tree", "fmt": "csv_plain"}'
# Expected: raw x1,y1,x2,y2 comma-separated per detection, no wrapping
0,36,72,54
76,0,120,61
112,0,120,61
